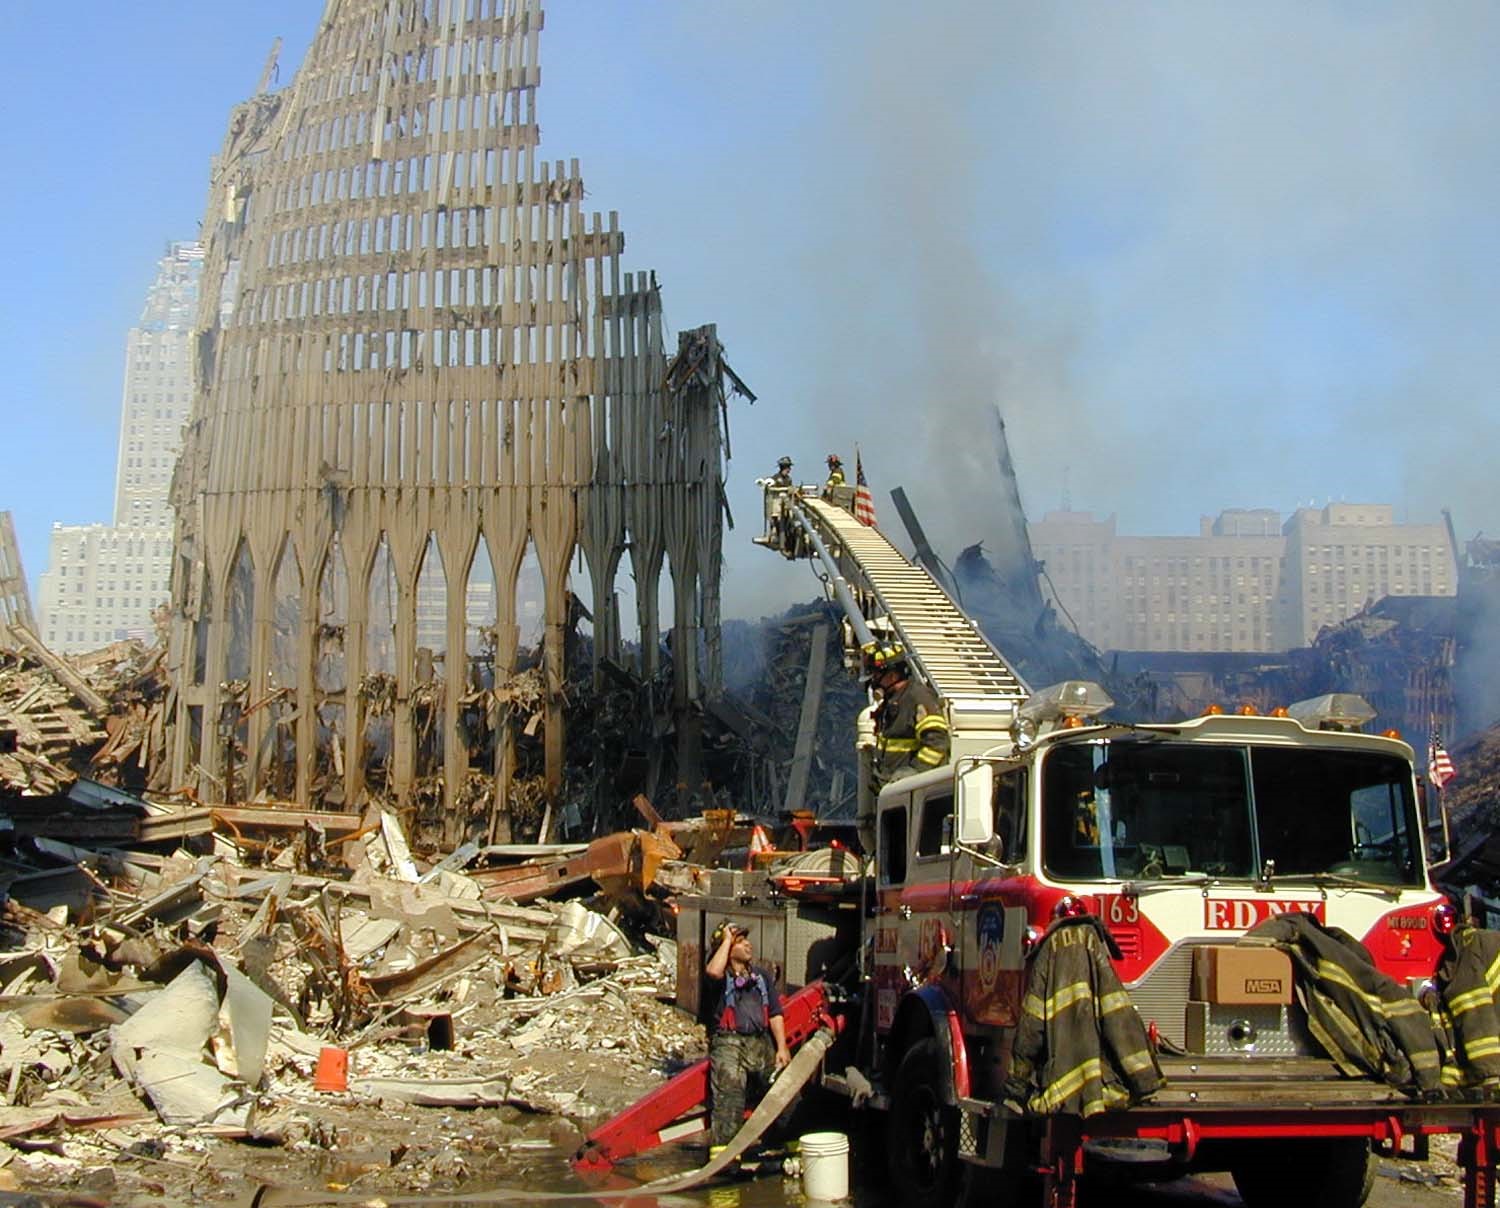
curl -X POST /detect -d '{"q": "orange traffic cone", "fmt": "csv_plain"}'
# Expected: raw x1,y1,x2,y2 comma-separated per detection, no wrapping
746,824,772,869
313,1046,349,1092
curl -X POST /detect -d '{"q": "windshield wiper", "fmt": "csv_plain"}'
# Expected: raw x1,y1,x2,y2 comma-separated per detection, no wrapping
1119,874,1221,896
1298,871,1405,896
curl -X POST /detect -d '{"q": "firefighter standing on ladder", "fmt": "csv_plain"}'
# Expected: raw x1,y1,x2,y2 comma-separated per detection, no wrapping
868,641,950,784
823,453,845,495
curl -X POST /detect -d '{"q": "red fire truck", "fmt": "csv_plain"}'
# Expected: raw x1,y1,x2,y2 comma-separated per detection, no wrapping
576,486,1500,1208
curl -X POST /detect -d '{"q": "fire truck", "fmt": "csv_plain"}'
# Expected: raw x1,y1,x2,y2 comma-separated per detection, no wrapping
576,483,1500,1208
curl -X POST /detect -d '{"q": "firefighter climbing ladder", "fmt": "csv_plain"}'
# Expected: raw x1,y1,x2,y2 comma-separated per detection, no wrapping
790,496,1030,711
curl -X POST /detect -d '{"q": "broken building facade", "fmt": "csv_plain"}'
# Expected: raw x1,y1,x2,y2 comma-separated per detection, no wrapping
165,0,732,843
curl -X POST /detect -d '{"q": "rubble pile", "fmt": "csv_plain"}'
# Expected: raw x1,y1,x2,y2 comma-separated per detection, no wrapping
0,801,704,1199
1430,721,1500,909
0,629,167,797
0,607,867,1196
1281,598,1457,738
1444,725,1500,822
1110,596,1460,736
742,604,863,820
354,618,784,849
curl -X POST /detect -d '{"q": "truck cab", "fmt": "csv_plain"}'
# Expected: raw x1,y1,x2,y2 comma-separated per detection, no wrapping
877,692,1450,1029
868,682,1456,1203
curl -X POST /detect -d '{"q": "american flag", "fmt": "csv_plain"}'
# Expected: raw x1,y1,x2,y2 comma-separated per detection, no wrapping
1428,728,1457,789
853,451,877,527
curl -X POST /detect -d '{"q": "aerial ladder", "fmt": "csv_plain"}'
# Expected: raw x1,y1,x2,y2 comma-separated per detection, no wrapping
759,484,1031,764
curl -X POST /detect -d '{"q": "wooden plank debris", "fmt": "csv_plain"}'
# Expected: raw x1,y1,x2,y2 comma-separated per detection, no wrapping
2,624,109,715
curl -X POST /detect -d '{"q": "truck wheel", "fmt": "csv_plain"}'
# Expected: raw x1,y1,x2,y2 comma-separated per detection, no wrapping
887,1038,961,1204
1231,1138,1373,1208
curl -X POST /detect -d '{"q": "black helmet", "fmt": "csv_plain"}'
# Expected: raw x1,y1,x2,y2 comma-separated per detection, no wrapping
777,456,793,469
710,919,746,948
826,453,842,467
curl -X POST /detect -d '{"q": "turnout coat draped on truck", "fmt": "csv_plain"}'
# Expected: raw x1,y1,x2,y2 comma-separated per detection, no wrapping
1002,916,1165,1117
1245,912,1444,1093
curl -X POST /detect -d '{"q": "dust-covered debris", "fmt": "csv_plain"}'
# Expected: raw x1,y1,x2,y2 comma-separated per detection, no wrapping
0,596,871,1203
0,795,713,1203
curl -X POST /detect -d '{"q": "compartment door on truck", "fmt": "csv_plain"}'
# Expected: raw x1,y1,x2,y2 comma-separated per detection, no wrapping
961,764,1027,1027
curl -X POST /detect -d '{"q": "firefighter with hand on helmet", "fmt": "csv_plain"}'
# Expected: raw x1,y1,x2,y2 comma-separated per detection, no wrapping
823,453,846,495
866,640,950,784
704,920,789,1153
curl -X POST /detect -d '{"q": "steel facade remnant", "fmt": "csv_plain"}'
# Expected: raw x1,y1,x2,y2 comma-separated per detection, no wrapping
0,513,37,634
166,0,731,840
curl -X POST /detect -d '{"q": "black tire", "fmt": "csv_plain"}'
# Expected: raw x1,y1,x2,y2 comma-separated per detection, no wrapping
887,1037,962,1204
1231,1138,1373,1208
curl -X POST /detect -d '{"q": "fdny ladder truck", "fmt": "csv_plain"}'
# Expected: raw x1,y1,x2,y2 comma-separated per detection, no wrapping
576,479,1500,1208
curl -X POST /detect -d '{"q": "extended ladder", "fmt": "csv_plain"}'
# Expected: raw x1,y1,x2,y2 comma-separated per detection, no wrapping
792,496,1030,710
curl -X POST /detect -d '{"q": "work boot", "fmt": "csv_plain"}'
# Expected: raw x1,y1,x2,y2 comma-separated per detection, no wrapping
709,1143,743,1174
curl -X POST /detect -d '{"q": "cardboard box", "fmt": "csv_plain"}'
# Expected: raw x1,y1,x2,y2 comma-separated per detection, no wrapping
1191,945,1293,1005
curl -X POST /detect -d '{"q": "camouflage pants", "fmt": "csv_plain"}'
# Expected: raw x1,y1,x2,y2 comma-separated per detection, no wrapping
709,1031,775,1146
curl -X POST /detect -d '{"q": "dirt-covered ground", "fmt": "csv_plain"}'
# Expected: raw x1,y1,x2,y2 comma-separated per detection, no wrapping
2,1024,698,1205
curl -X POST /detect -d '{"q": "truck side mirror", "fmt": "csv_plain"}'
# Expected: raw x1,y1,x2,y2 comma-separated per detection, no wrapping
956,762,994,845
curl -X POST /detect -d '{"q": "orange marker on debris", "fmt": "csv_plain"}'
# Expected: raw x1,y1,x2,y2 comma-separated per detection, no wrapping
313,1046,349,1092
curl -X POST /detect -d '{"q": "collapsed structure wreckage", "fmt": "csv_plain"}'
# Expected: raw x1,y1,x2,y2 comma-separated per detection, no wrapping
164,0,750,847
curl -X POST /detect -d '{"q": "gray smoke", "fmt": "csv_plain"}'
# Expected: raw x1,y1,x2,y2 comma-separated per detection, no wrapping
541,1,1500,622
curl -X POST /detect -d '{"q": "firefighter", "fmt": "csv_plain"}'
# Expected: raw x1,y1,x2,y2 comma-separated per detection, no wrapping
704,920,790,1152
822,453,845,495
867,642,950,784
771,455,794,488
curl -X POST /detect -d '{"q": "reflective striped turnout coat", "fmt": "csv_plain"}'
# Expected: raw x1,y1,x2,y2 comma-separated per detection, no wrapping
1246,912,1444,1094
1437,924,1500,1083
1002,916,1165,1117
872,679,950,783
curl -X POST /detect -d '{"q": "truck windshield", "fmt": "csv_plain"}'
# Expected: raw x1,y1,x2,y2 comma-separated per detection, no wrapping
1041,740,1421,887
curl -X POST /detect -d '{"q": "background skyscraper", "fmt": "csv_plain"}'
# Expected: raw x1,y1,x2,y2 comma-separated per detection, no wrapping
37,242,202,652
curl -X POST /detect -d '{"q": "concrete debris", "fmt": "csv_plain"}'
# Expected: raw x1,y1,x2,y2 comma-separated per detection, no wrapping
0,765,816,1202
347,1076,512,1109
0,599,876,1202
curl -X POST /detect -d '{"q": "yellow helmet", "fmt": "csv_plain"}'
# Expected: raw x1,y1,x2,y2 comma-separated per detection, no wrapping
861,639,907,676
710,920,746,948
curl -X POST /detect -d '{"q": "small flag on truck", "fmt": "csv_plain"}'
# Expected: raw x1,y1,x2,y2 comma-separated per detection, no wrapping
1429,727,1457,789
853,451,877,527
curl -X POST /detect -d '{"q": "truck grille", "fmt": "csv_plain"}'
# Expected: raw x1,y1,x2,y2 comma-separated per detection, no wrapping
1109,928,1141,961
1125,939,1202,1049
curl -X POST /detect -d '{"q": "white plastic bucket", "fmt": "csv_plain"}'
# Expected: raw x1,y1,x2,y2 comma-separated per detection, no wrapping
799,1130,850,1202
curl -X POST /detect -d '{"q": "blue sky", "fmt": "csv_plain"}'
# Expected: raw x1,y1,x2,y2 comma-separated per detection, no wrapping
2,2,1497,621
